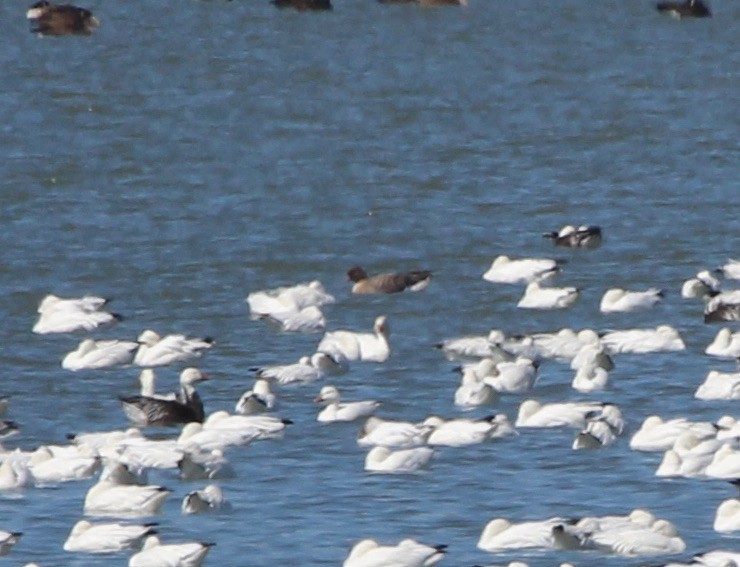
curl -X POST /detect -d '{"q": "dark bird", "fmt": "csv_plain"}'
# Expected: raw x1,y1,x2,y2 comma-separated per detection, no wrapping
347,266,432,294
544,225,603,249
26,1,100,35
656,0,711,18
120,368,209,427
271,0,332,10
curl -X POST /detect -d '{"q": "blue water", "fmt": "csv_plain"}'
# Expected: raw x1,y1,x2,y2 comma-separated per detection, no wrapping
0,0,738,564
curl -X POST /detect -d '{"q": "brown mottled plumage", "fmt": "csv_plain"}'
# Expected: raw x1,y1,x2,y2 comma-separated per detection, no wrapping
347,266,432,294
26,1,99,36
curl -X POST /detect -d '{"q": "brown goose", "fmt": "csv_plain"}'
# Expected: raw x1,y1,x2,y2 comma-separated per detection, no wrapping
120,368,208,427
656,0,711,17
347,266,432,294
26,1,100,36
271,0,332,10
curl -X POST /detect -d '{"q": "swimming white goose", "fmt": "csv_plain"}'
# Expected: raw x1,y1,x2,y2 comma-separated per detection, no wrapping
475,357,538,394
0,456,33,490
128,536,215,567
715,416,740,441
105,436,184,471
343,538,446,567
259,305,327,332
63,520,157,553
120,368,209,426
84,479,171,517
201,411,292,441
357,416,432,448
177,422,258,453
477,517,573,552
364,445,435,474
692,550,740,566
517,281,580,310
28,445,101,484
252,351,342,385
67,427,146,454
529,328,601,361
423,414,514,446
434,330,512,363
705,444,740,479
454,368,498,409
246,280,335,319
599,288,664,313
0,530,22,556
482,255,561,284
317,316,390,363
515,399,604,429
681,269,722,298
705,328,740,359
314,386,380,423
601,325,685,354
181,484,228,514
235,379,277,415
718,259,740,280
587,518,686,556
695,370,740,400
133,330,214,367
654,434,721,478
543,224,602,248
571,364,610,393
570,342,614,371
62,338,138,371
714,499,740,533
629,415,718,452
33,294,120,334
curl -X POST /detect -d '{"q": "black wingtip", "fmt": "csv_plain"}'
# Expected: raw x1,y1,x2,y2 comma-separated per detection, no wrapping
282,419,294,425
112,313,125,322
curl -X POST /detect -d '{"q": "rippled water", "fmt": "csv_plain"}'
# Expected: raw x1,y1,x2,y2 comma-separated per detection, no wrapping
0,0,738,565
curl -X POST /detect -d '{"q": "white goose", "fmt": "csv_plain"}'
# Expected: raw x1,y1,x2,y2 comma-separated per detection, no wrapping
84,479,171,517
714,498,740,533
63,520,157,553
475,357,538,394
62,339,138,371
681,269,722,298
517,281,580,310
718,259,740,280
317,316,390,363
705,328,740,359
571,364,610,393
423,414,515,446
33,294,120,334
357,416,432,448
28,445,101,484
477,517,573,552
0,456,33,490
246,280,335,318
587,518,686,556
601,325,686,354
133,330,213,367
454,368,498,409
599,288,664,313
343,538,446,567
482,255,561,284
252,352,342,385
314,386,380,423
515,399,604,429
629,415,717,452
695,370,740,400
128,536,214,567
258,305,327,333
364,445,435,474
202,411,291,441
